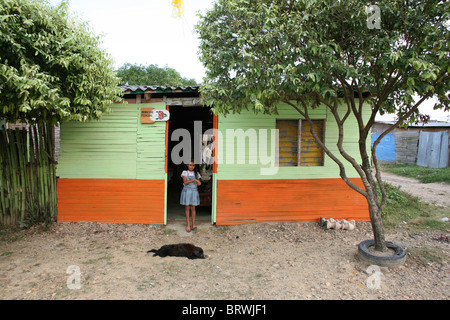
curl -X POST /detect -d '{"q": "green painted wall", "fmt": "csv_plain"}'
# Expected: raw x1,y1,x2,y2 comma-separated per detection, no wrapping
216,101,371,180
136,103,167,180
56,102,167,180
57,100,371,182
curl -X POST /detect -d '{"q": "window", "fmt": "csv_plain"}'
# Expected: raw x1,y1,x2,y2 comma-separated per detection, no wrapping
276,119,324,167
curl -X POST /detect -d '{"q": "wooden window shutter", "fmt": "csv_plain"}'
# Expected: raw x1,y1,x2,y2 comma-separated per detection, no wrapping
300,120,324,166
276,119,299,166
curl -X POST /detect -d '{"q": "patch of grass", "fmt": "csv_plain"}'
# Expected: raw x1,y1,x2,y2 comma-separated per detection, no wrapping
381,183,449,232
381,164,450,184
407,246,448,266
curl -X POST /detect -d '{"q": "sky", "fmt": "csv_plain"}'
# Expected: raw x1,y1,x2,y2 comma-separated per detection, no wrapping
49,0,448,122
49,0,214,82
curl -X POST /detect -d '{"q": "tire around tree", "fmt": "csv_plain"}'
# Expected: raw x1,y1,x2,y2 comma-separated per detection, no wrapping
358,239,406,267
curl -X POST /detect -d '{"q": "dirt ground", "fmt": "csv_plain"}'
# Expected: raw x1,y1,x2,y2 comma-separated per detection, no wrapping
380,171,450,208
0,173,448,300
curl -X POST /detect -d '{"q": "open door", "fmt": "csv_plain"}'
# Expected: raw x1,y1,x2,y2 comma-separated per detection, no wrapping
165,105,214,224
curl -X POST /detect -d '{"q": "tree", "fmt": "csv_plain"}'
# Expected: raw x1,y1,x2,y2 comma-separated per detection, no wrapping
0,0,122,125
196,0,449,251
0,0,122,226
116,63,198,86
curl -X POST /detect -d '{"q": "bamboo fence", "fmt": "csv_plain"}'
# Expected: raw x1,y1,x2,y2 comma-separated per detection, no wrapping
0,122,57,226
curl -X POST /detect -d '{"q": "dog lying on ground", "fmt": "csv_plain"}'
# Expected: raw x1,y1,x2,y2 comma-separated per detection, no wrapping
147,243,206,259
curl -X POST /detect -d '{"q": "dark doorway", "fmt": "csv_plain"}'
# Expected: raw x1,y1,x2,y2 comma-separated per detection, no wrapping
166,105,214,222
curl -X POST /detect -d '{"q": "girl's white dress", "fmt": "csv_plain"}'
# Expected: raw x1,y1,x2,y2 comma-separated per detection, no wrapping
180,170,201,206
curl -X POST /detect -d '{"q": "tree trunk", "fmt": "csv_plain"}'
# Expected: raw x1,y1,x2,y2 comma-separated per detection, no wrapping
284,98,389,252
367,193,387,252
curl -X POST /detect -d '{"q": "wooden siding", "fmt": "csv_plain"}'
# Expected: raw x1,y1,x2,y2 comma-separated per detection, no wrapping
136,102,167,180
216,101,371,180
56,103,167,180
300,120,324,166
215,179,369,225
56,105,138,179
276,119,325,167
55,98,371,225
276,119,299,166
56,102,167,224
57,179,165,224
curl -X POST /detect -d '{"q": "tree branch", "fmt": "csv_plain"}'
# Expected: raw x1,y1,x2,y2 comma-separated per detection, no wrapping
284,98,368,197
373,68,448,149
371,68,449,213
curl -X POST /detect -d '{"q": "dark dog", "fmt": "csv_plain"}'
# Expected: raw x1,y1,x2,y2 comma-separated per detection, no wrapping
147,243,206,259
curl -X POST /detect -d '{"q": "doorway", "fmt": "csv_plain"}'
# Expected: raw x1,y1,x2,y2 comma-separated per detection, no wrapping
166,105,214,223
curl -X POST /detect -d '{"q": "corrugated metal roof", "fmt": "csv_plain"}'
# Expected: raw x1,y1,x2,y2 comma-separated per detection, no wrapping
119,85,199,93
376,120,450,127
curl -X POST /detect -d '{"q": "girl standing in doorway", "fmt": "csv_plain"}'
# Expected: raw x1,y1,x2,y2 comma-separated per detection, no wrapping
180,161,201,232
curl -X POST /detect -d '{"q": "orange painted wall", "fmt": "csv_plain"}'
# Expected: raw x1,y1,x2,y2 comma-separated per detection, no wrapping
57,179,165,224
215,178,369,225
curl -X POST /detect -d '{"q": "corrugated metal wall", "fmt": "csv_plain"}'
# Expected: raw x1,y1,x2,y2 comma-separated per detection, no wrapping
417,131,449,168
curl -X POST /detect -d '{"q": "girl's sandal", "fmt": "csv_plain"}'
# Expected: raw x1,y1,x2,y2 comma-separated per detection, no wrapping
192,226,197,231
186,227,191,233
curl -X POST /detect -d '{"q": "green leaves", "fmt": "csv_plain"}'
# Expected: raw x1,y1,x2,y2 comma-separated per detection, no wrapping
115,63,198,87
196,0,450,121
0,0,123,124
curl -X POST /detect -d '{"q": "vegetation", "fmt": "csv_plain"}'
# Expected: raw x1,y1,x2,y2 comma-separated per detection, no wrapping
0,0,122,226
381,183,448,232
0,0,122,124
196,0,450,251
0,124,57,227
116,63,198,87
380,182,448,265
382,164,450,184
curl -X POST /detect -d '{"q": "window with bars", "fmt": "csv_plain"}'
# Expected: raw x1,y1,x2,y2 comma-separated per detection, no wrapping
276,119,325,167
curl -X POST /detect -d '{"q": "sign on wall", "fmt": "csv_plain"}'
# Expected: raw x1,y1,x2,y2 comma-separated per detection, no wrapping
141,108,170,123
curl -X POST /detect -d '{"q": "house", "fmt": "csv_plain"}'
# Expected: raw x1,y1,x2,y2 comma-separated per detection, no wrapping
56,85,370,225
372,121,450,168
